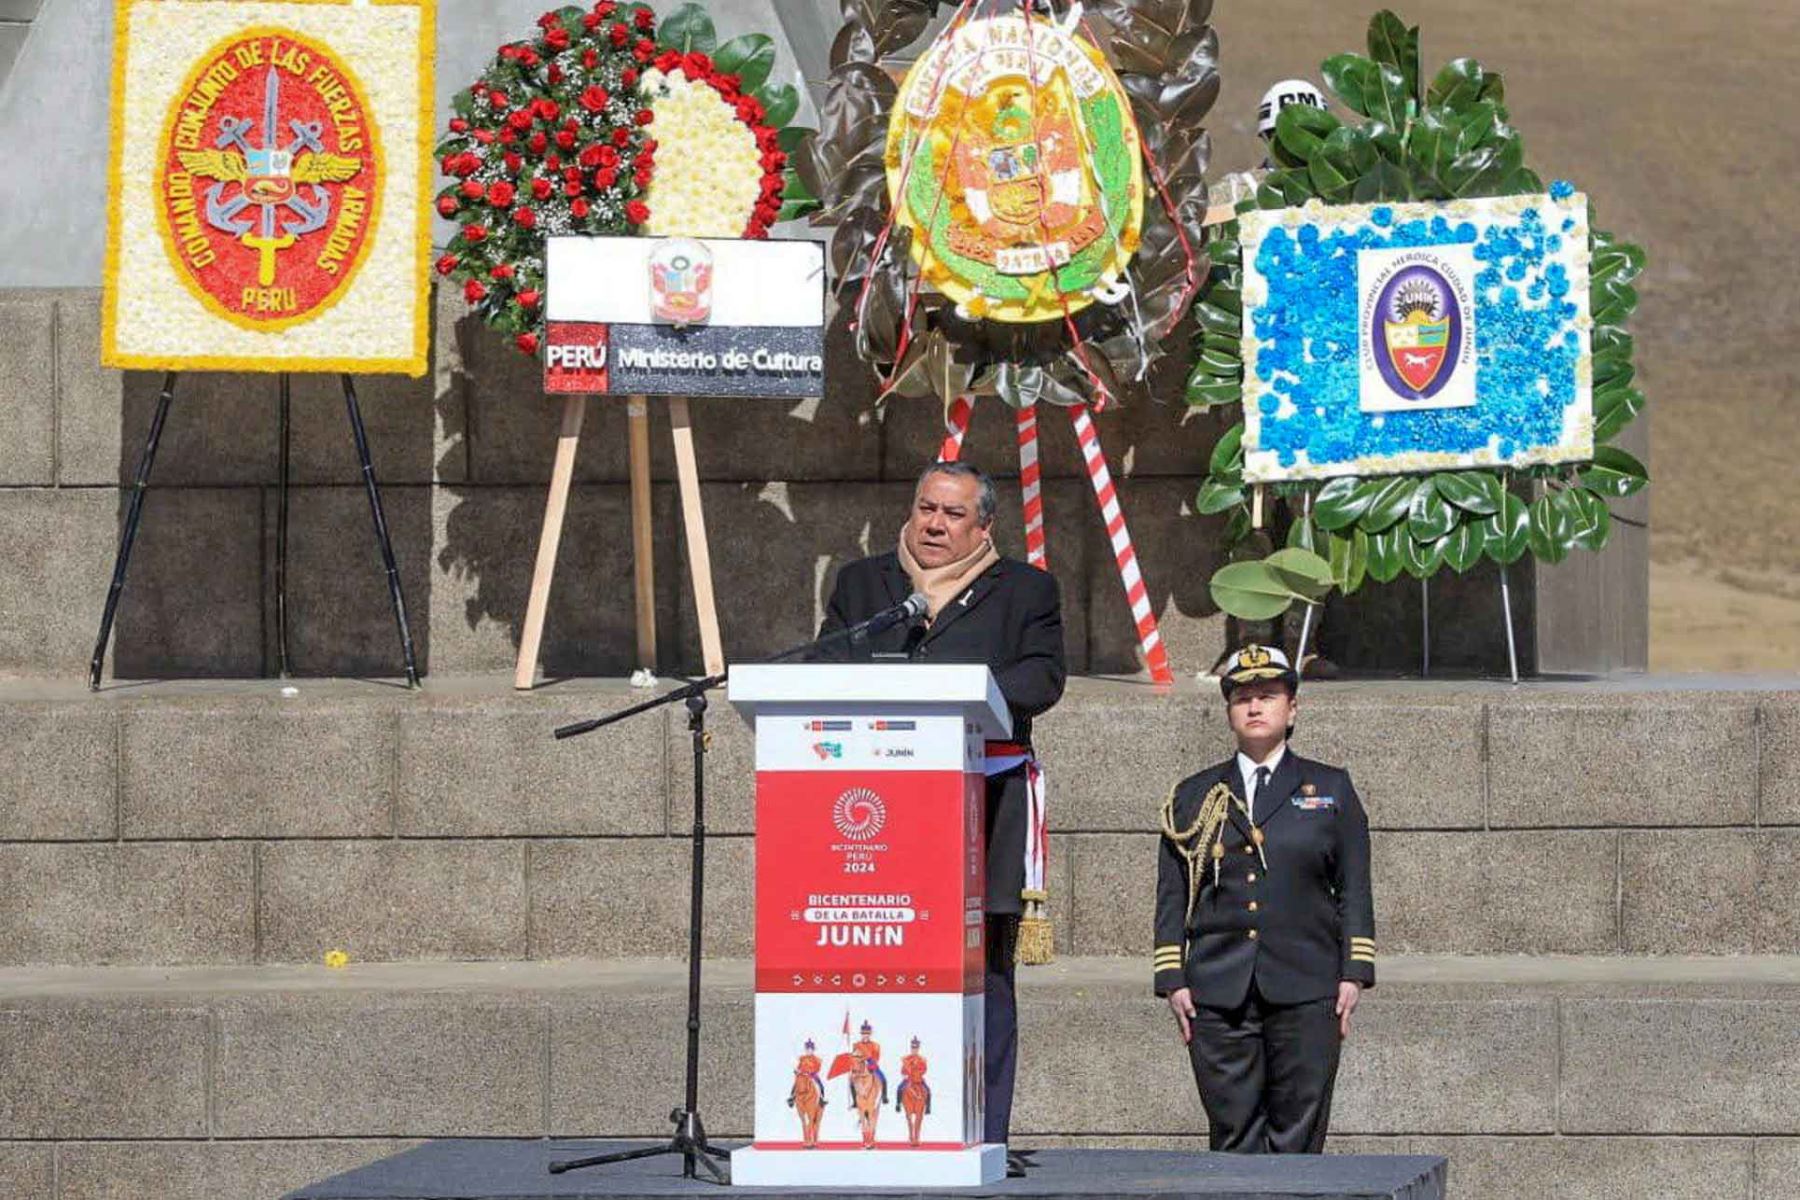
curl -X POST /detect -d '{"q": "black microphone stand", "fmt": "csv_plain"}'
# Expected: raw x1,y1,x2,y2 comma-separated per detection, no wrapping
548,671,731,1183
545,601,924,1183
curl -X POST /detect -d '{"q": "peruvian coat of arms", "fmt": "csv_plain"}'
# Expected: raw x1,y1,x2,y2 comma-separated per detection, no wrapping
885,13,1143,324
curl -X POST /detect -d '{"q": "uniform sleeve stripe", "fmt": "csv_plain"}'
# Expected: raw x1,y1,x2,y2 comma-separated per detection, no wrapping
1349,953,1376,963
1153,953,1183,966
1350,937,1376,946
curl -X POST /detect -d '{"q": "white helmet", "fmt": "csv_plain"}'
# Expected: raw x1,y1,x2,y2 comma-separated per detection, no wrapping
1258,79,1328,138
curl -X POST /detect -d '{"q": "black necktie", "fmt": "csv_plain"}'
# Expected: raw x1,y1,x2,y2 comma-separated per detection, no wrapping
1252,766,1271,822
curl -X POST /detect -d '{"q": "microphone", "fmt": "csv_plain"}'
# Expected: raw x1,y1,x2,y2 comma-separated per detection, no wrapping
765,593,929,663
851,592,929,641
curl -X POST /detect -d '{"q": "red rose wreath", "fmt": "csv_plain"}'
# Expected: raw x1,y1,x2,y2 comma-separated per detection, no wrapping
433,1,818,355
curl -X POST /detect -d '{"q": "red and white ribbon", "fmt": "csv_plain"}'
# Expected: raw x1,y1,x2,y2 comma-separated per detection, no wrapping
1023,758,1048,899
1016,404,1048,571
939,394,974,463
1069,403,1174,685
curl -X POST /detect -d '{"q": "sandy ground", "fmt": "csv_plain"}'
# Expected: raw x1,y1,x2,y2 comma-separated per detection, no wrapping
1651,561,1800,672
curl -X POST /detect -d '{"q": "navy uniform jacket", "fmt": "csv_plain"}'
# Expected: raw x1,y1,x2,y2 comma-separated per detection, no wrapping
816,551,1066,911
1153,751,1376,1008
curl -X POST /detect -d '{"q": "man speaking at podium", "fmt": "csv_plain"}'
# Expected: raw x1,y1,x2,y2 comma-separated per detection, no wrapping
815,460,1067,1149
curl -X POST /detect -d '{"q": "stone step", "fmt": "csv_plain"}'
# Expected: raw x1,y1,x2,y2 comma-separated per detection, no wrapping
2,675,1797,967
0,955,1796,1200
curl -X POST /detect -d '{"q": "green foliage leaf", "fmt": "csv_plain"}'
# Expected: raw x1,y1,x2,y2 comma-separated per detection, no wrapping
1327,528,1370,594
1352,160,1413,202
1440,522,1485,573
1593,276,1639,327
1400,528,1446,578
1366,10,1421,106
1273,103,1343,167
1256,169,1316,209
1593,352,1634,391
1428,58,1503,113
1366,524,1408,583
1593,385,1645,444
757,83,801,130
1527,491,1573,564
1187,376,1244,408
1267,548,1336,601
1357,476,1419,533
1567,487,1613,551
1579,445,1649,496
1310,127,1380,203
1210,423,1245,478
1313,477,1370,531
1193,343,1242,379
776,167,821,222
1446,127,1524,197
713,34,775,93
1194,296,1241,335
1452,100,1502,154
1482,491,1530,565
1222,507,1253,550
1286,513,1318,553
1364,120,1406,166
452,89,474,120
1591,240,1647,288
1405,110,1457,197
658,2,716,53
1323,54,1408,126
1210,561,1298,621
1307,150,1354,204
1433,471,1503,515
1502,165,1544,194
1408,483,1457,540
1321,53,1378,116
1196,478,1248,516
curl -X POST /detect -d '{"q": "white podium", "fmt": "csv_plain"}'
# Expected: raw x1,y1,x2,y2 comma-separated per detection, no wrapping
726,663,1010,1187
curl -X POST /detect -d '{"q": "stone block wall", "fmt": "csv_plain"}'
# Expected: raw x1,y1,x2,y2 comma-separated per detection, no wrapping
0,287,1647,685
1,679,1792,968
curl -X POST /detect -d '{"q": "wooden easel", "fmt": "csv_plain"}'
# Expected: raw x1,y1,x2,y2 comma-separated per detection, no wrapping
512,392,724,689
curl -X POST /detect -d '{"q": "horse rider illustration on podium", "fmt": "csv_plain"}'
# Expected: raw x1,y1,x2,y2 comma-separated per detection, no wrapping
787,1038,827,1149
848,1020,887,1106
896,1036,932,1146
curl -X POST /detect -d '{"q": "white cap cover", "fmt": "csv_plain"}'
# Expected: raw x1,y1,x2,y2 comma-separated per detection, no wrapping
1258,79,1328,137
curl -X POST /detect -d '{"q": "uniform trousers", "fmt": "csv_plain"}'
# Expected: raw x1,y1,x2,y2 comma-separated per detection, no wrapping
1185,980,1341,1154
984,913,1020,1145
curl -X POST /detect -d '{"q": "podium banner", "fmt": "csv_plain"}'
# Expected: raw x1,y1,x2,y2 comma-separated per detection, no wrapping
751,713,985,1152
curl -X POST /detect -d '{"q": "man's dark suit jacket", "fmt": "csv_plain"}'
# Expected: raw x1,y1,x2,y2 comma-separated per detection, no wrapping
815,550,1067,912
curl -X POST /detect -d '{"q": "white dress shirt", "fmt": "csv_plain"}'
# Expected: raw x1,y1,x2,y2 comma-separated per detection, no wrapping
1237,745,1287,823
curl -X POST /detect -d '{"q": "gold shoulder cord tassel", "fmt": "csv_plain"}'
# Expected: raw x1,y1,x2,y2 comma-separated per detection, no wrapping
1016,890,1053,965
1160,782,1236,925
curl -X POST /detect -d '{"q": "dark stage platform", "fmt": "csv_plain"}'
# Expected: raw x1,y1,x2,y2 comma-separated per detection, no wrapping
285,1140,1447,1200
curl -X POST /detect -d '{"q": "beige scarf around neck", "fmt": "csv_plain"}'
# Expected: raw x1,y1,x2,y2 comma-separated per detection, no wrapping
898,528,1000,621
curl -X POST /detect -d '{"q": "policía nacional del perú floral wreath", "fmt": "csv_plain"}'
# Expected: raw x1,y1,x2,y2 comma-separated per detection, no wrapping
434,1,818,356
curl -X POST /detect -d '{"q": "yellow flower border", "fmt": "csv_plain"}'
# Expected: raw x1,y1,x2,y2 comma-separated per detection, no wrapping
151,25,386,336
102,0,435,376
